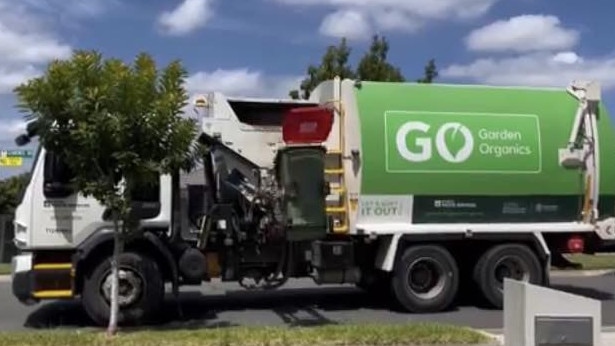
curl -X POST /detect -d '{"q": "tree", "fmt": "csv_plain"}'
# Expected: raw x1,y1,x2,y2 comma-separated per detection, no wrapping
290,35,438,99
356,35,405,82
0,173,30,215
417,58,438,84
290,38,356,100
14,50,198,335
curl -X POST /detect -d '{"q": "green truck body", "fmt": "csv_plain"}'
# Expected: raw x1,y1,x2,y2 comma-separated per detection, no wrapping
352,82,615,223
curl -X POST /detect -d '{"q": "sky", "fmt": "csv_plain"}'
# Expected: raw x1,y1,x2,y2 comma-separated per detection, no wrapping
1,0,615,179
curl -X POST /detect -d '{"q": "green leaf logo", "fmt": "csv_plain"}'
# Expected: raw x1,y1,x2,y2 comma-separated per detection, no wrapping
435,123,474,163
444,126,466,161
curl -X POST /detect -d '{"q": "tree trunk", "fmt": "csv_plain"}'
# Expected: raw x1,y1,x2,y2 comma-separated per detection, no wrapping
107,216,124,336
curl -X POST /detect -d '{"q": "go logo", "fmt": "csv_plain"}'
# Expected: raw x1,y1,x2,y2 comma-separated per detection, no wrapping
395,121,474,163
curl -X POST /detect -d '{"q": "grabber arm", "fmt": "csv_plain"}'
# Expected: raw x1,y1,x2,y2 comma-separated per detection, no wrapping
558,80,601,222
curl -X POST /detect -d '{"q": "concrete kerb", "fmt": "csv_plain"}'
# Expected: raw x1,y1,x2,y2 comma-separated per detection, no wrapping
476,330,504,345
550,268,615,277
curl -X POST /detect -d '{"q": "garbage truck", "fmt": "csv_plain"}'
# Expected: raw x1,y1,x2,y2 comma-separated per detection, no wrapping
9,77,615,326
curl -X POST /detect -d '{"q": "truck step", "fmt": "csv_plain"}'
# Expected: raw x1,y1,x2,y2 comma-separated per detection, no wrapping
33,290,73,299
330,186,345,194
33,263,72,270
333,224,349,233
326,206,346,213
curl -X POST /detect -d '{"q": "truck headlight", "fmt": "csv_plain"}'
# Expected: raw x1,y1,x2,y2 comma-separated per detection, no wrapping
13,223,28,248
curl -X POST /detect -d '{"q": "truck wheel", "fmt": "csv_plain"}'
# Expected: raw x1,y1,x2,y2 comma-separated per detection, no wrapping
81,252,165,326
473,243,543,309
391,245,459,313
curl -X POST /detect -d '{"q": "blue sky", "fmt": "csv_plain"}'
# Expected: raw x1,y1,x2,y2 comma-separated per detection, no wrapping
1,0,615,179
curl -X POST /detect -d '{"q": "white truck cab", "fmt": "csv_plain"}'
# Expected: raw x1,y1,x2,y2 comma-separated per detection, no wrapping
11,140,173,304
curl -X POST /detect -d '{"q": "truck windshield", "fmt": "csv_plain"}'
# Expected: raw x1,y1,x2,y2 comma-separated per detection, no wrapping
13,141,42,208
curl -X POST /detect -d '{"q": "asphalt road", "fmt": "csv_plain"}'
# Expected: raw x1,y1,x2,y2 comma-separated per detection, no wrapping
1,273,614,331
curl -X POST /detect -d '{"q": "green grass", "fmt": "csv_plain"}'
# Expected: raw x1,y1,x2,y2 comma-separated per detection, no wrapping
563,253,615,270
0,263,9,275
0,323,490,346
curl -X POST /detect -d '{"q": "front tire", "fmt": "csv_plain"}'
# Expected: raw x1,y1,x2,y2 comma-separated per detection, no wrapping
473,243,543,309
391,245,459,313
81,252,165,326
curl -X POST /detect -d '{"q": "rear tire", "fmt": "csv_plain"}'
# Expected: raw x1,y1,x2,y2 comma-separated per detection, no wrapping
473,243,543,309
391,245,459,313
81,251,165,326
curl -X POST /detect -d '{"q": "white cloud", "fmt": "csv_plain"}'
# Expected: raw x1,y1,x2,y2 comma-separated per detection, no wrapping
21,0,118,19
319,9,371,40
273,0,499,39
0,0,114,149
465,15,580,53
0,66,41,94
0,1,76,94
443,14,615,90
552,51,582,64
0,25,71,65
186,68,302,98
158,0,214,36
441,51,615,90
0,0,115,93
0,118,28,141
372,8,422,33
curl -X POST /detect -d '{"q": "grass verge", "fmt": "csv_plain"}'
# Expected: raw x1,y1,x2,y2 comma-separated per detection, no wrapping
563,253,615,270
0,263,9,275
0,323,490,346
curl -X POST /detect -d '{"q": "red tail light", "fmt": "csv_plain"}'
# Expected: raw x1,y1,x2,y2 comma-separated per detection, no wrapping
566,235,585,253
282,106,334,144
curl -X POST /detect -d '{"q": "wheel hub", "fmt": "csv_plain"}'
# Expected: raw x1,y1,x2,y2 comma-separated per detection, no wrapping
101,269,144,307
406,257,446,299
493,256,529,285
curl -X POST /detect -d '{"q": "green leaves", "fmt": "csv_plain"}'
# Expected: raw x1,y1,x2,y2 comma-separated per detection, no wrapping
356,35,405,83
0,173,30,215
290,38,356,100
417,59,438,84
290,35,439,99
13,50,198,226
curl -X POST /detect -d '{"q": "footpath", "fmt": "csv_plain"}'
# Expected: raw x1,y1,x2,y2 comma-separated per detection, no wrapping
479,268,615,345
482,327,615,345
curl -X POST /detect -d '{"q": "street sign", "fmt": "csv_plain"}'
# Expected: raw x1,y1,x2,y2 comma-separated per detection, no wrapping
0,156,23,167
0,149,33,158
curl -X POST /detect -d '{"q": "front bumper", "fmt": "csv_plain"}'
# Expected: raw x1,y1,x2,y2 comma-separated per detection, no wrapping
11,253,38,305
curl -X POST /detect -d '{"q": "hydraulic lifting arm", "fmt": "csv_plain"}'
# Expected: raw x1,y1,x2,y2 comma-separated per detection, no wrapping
559,80,601,223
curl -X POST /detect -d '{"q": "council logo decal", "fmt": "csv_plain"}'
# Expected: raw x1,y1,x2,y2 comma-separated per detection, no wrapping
395,121,474,163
